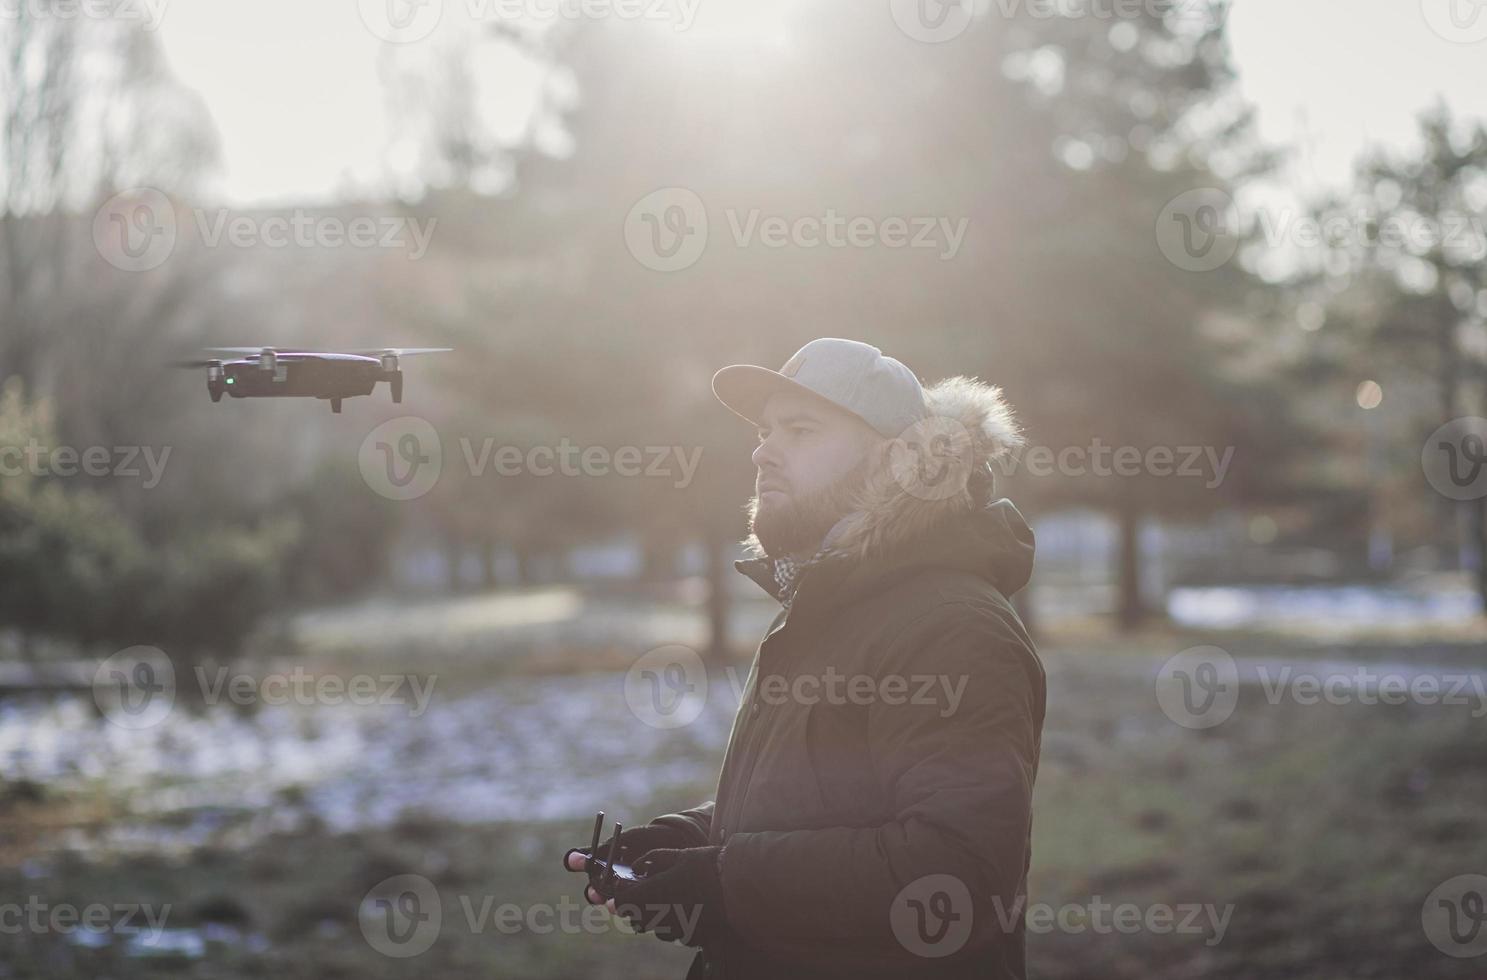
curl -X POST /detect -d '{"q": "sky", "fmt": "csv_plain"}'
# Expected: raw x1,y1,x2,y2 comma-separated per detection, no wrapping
151,0,1487,207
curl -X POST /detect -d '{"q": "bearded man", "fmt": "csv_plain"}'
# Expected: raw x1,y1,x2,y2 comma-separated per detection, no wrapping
567,338,1045,980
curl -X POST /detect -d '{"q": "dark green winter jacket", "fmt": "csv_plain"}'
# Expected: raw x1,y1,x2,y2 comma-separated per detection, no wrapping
656,481,1044,980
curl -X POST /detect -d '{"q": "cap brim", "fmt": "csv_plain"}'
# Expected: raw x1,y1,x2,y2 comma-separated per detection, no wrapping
712,364,832,429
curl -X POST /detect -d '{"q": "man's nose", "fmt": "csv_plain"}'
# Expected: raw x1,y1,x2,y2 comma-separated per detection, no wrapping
752,436,779,471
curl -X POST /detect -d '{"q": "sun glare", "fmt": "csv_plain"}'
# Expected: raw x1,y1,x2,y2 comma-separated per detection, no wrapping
682,0,797,53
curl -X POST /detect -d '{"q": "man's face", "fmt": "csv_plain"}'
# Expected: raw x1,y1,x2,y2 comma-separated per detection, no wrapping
749,389,883,557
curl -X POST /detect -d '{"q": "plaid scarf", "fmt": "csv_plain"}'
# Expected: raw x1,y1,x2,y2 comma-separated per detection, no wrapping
764,517,853,611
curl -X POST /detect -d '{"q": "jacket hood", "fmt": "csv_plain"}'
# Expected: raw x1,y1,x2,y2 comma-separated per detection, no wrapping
742,376,1035,600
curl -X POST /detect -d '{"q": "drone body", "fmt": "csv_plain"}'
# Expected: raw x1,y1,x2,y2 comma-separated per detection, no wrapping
180,347,451,413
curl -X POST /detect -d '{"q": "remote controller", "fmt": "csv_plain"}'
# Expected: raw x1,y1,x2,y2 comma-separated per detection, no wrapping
564,811,646,901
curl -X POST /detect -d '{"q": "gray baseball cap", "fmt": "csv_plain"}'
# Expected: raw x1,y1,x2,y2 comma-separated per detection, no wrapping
712,338,927,437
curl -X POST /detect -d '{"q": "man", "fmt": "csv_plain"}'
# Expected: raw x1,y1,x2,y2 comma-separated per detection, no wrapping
565,338,1045,979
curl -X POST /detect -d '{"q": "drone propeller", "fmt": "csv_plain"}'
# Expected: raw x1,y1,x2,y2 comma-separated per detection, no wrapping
168,358,223,369
203,346,279,355
346,347,453,356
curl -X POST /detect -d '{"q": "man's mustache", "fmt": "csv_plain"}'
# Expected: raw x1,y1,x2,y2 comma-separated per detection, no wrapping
756,469,789,493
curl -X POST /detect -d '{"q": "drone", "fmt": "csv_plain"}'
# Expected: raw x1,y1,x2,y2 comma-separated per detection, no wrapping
173,347,452,413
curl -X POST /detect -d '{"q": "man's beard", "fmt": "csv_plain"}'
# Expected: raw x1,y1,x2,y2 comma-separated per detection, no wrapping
748,457,872,559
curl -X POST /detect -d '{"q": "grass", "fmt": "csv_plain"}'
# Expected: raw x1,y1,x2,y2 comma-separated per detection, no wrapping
1,599,1484,978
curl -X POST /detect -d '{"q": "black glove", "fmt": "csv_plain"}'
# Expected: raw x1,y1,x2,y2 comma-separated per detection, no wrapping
611,846,726,947
563,821,695,875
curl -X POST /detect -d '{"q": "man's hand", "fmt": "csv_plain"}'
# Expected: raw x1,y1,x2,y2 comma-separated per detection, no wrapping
609,846,726,947
562,822,696,906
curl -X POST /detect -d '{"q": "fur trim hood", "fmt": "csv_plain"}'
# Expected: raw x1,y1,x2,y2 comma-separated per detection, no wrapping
825,375,1025,562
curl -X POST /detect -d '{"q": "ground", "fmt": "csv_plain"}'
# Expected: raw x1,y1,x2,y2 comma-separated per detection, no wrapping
0,588,1483,978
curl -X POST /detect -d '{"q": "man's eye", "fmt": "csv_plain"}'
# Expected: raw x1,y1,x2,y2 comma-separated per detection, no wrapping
789,426,812,437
